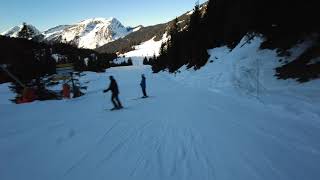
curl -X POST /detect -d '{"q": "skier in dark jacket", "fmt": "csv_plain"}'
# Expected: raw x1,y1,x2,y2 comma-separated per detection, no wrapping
140,74,148,98
103,76,123,110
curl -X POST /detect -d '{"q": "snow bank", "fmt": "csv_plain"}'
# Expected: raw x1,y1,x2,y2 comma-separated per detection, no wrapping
172,36,319,97
0,83,15,104
168,35,320,123
132,26,142,32
51,54,67,62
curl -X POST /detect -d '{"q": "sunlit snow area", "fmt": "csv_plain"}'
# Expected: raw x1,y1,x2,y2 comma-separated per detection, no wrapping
1,36,320,180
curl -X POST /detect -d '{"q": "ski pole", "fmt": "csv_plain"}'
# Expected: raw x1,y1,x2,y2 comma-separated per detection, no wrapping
0,65,26,88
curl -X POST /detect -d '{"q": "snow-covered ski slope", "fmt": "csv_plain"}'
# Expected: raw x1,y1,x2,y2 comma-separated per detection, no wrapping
115,33,168,66
1,36,320,180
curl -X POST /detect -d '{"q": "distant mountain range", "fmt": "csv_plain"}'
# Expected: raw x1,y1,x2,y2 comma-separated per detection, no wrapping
1,3,207,53
41,18,142,49
1,18,142,49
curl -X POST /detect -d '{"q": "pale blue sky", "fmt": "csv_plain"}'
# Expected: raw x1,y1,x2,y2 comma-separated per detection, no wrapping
0,0,206,32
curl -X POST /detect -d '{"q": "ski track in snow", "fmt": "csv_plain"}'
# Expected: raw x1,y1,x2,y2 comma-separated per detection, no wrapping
1,65,320,180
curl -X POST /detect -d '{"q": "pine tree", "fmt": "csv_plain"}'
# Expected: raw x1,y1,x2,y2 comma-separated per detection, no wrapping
127,57,133,66
74,57,86,72
87,58,96,71
143,57,149,65
187,4,204,68
189,4,201,35
152,42,168,73
18,23,33,39
153,54,156,61
170,18,179,38
167,18,180,72
159,42,167,60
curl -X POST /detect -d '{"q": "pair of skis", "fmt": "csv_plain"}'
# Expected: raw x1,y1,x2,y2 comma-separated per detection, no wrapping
130,96,152,101
110,107,124,111
106,96,154,111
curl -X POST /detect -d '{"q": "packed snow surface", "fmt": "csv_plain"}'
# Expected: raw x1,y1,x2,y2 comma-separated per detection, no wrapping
1,36,320,180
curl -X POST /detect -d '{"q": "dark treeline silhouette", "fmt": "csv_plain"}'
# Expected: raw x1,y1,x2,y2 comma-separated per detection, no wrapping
151,0,320,80
0,36,119,84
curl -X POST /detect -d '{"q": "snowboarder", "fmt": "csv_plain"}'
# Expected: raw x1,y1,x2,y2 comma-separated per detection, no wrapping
103,76,123,110
140,74,148,98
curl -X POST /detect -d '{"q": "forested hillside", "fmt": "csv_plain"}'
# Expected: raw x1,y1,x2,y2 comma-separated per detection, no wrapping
150,0,320,81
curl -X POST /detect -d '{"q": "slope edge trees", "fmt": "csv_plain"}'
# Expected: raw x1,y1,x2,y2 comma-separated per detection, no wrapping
0,36,122,97
151,0,320,81
151,3,214,73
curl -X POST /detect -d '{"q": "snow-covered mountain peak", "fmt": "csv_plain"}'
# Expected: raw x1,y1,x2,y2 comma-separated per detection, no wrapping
1,23,41,39
1,26,21,37
78,17,117,25
76,17,126,35
42,17,132,49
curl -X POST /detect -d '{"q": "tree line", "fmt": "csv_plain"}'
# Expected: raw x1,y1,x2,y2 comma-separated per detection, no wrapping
150,0,320,74
0,36,127,84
